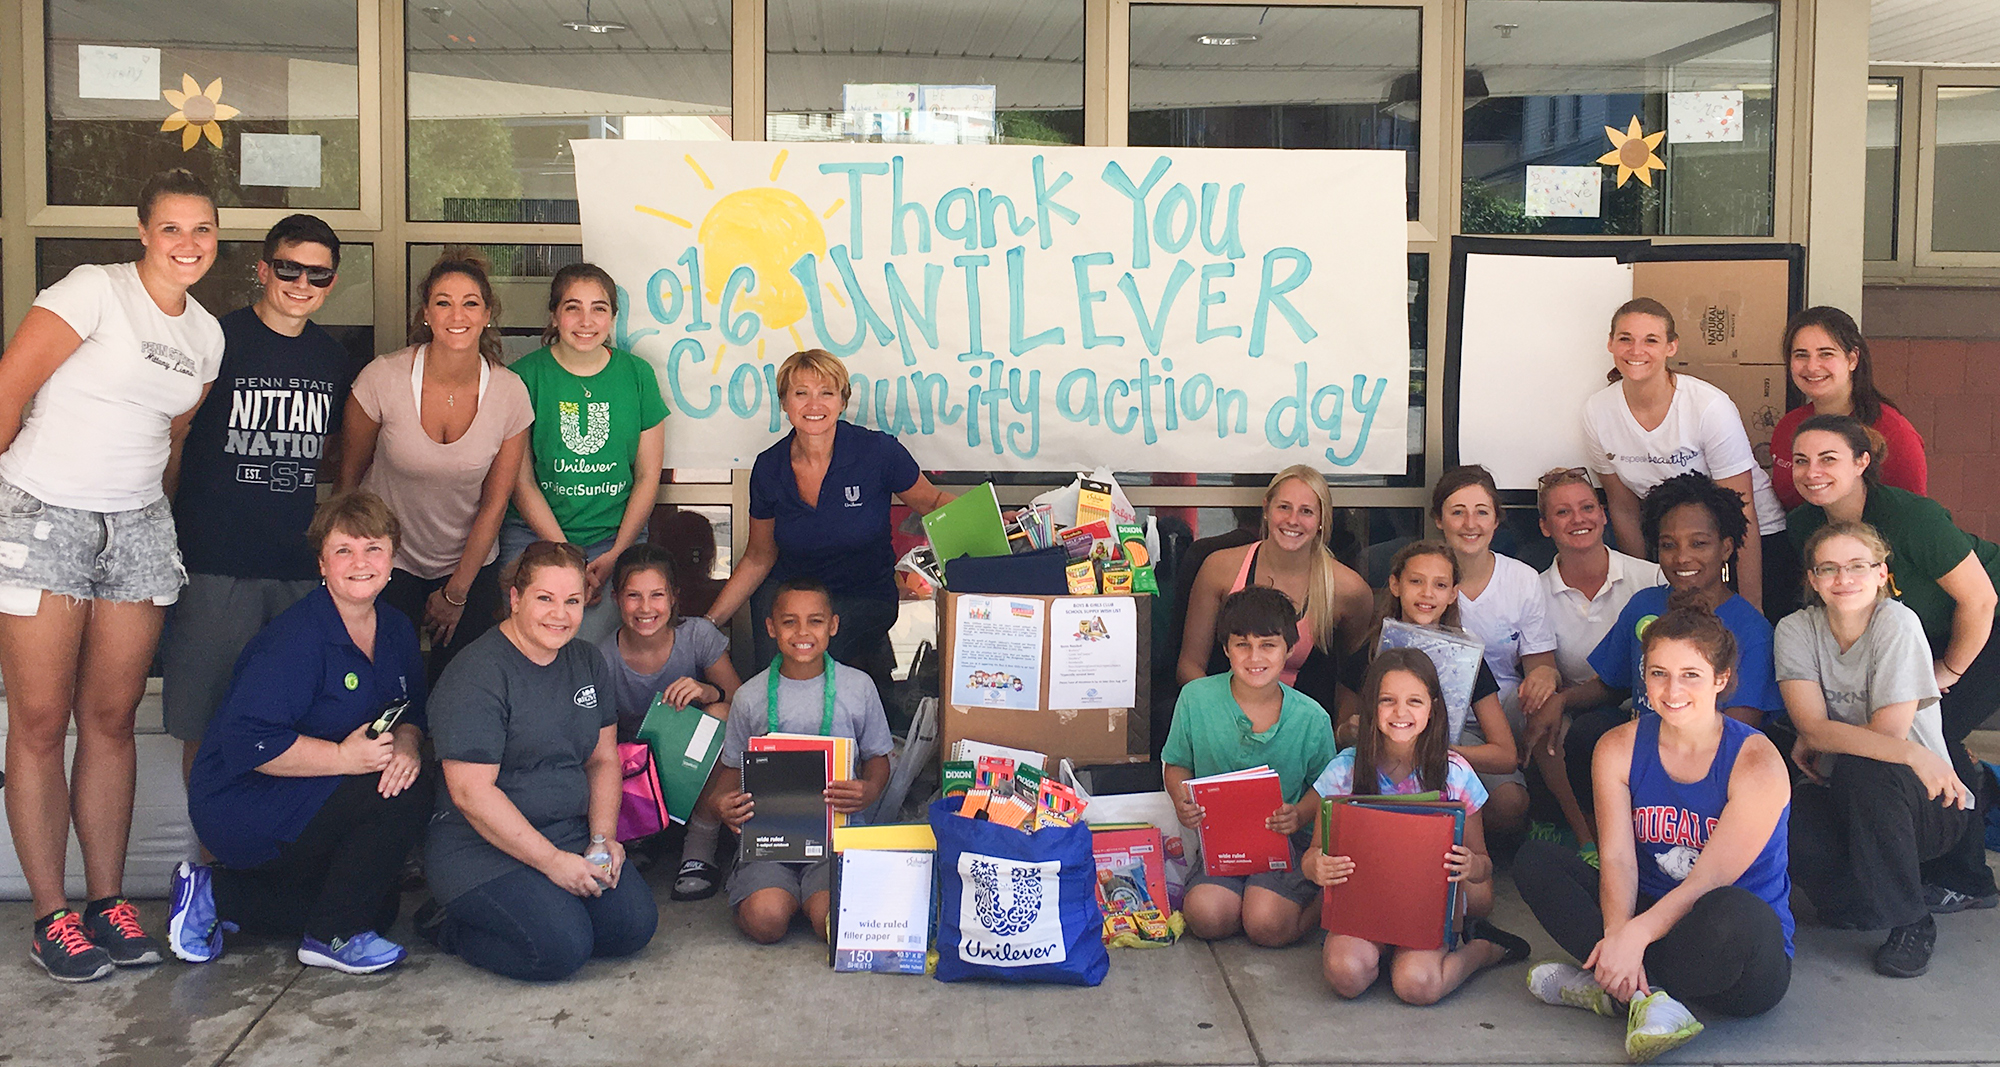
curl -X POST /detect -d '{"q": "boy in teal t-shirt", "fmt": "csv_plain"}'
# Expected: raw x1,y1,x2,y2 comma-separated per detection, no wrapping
1163,586,1337,948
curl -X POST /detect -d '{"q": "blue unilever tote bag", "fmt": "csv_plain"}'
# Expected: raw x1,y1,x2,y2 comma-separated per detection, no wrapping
928,796,1108,986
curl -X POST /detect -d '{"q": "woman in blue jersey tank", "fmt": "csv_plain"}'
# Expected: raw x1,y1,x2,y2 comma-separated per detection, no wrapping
1515,589,1793,1063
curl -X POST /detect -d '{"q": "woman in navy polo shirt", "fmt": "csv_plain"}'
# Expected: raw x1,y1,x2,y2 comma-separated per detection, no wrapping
170,491,431,975
703,348,953,677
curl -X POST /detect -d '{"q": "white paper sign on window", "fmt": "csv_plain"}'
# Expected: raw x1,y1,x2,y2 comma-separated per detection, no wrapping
241,133,323,188
1525,165,1602,218
1667,91,1744,144
77,45,161,101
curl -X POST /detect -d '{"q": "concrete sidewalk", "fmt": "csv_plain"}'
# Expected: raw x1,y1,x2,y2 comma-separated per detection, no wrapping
5,858,1997,1067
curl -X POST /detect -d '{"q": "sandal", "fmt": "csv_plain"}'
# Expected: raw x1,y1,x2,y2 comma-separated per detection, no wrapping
671,859,721,901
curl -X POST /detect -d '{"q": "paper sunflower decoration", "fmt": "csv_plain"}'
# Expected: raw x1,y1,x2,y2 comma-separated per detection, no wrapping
161,75,239,150
1597,117,1666,188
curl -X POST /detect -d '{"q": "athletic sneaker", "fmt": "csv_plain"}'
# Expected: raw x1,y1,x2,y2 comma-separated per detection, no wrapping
1874,914,1936,978
1625,990,1704,1063
30,910,114,983
168,861,226,964
1526,820,1578,849
298,931,407,974
1527,960,1620,1018
1924,884,1999,914
81,897,162,967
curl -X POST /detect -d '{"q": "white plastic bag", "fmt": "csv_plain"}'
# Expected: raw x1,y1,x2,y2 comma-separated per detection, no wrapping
1029,467,1137,529
870,696,940,822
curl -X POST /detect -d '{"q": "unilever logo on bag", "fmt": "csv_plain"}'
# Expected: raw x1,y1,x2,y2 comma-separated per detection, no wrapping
957,852,1064,966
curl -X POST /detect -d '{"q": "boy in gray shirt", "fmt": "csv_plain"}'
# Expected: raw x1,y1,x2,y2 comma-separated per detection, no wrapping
718,578,893,944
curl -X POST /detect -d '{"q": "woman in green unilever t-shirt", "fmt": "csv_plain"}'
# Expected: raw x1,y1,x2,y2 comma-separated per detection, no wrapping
502,263,668,644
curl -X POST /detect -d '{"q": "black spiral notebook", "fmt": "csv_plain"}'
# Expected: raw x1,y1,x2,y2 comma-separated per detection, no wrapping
739,750,830,862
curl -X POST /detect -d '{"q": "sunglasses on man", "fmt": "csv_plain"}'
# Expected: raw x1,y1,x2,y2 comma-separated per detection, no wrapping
266,258,336,288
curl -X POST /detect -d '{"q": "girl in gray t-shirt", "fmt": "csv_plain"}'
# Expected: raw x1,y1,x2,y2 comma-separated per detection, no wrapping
597,546,742,900
1776,520,1977,975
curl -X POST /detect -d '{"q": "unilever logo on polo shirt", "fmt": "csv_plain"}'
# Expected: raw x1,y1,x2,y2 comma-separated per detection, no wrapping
843,485,862,508
574,685,598,709
958,852,1063,966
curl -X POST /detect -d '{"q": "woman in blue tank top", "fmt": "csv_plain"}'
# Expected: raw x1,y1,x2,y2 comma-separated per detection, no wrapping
1515,589,1794,1063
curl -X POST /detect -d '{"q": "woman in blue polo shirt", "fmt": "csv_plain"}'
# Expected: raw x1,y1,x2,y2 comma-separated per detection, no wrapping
171,491,431,975
702,348,953,674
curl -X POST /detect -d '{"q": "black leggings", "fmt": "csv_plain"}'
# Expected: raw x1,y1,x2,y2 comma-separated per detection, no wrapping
1919,633,2000,898
211,769,434,942
1791,754,1973,930
1514,840,1791,1018
381,563,503,688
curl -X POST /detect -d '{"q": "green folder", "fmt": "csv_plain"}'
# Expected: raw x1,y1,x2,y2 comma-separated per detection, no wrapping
636,695,727,824
921,482,1011,562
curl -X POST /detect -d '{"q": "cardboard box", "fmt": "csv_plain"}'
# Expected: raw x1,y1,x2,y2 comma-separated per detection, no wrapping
940,704,1133,771
936,592,1152,767
1675,360,1786,469
1633,258,1792,364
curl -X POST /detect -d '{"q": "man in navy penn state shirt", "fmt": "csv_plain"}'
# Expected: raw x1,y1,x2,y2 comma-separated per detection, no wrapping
164,215,363,776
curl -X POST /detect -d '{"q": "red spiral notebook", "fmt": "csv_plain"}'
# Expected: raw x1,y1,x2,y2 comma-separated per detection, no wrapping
1318,797,1464,950
1185,766,1291,876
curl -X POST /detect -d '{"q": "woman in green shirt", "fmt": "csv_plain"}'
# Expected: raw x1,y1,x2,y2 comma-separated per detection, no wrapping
503,264,668,645
1786,413,2000,910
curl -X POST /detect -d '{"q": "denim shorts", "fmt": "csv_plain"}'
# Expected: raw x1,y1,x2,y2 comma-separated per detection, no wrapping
0,478,187,613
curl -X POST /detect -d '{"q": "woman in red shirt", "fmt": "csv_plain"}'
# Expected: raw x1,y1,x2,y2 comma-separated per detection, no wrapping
1771,306,1927,511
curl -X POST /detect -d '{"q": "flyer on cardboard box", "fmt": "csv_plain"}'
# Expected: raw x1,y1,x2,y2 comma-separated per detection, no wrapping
1046,597,1138,709
948,595,1044,709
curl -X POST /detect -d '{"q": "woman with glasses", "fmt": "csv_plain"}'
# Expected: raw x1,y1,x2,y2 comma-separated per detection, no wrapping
1787,413,2000,913
340,249,533,684
0,169,225,981
1778,520,1974,978
1769,306,1927,511
1581,298,1794,617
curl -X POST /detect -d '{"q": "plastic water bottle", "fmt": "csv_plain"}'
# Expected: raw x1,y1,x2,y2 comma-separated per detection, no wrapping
584,834,612,870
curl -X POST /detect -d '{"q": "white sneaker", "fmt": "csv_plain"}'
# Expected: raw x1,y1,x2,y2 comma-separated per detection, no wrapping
1528,960,1620,1018
1625,990,1703,1063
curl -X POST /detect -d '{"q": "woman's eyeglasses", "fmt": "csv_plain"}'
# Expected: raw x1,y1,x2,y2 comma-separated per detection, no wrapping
1809,560,1883,580
267,258,336,288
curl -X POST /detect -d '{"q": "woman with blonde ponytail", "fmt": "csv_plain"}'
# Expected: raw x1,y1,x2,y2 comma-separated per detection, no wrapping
1177,465,1374,714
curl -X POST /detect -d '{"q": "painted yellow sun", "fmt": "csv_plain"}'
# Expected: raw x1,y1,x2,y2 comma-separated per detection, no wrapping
161,74,239,151
635,150,846,364
1597,117,1666,188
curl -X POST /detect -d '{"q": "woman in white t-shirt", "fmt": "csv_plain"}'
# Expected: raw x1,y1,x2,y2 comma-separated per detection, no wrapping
339,251,533,685
1430,464,1559,832
1779,520,1974,978
0,169,226,982
1581,298,1795,618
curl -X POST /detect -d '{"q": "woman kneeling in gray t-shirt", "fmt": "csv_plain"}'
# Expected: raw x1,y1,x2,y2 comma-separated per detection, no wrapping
1777,521,1976,980
414,540,659,980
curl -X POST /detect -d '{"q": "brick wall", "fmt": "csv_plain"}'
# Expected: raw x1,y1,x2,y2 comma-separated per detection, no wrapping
1864,287,2000,541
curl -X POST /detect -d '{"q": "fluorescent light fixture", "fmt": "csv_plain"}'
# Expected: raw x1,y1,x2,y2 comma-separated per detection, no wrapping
1193,33,1258,46
561,0,627,33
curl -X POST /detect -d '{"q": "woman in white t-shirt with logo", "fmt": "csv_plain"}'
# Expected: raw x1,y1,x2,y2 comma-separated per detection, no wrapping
1581,298,1795,619
1431,463,1560,833
0,169,226,982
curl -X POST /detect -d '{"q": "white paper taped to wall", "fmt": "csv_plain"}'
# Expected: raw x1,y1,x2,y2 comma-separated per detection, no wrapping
77,44,160,101
1454,253,1634,490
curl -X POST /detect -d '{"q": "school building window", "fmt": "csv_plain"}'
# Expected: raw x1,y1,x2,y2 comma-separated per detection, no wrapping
763,0,1085,146
405,0,732,223
1459,0,1779,237
43,0,362,210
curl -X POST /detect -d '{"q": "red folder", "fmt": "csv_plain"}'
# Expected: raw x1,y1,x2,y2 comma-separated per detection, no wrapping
1091,825,1170,915
748,733,853,842
1319,801,1460,950
1187,771,1290,876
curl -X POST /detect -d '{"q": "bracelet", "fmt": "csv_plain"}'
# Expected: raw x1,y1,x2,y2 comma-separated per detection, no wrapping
440,587,467,607
1943,659,1969,677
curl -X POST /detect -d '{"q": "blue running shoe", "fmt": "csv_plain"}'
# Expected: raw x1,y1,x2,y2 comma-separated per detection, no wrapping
297,931,407,974
168,861,224,964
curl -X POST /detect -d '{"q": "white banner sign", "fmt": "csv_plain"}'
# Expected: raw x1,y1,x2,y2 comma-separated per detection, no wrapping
573,141,1409,472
